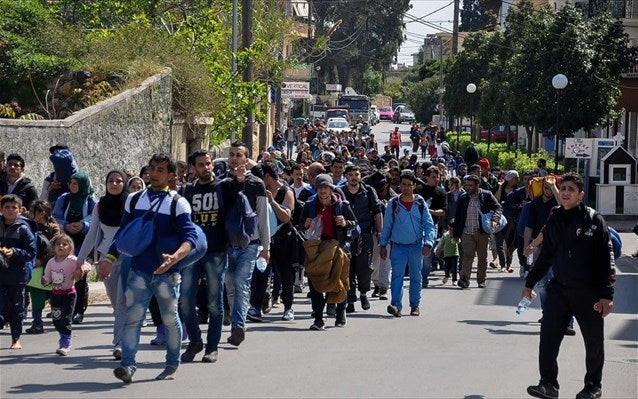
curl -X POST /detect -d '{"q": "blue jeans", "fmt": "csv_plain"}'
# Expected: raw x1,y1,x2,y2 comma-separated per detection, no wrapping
421,225,438,285
179,251,227,351
225,244,259,330
120,268,182,371
390,242,423,311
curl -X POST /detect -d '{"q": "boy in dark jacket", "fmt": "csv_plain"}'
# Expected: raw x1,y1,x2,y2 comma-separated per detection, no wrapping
0,194,37,349
523,173,615,399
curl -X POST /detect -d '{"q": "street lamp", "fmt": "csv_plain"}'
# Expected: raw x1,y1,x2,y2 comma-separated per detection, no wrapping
552,74,568,172
466,83,476,141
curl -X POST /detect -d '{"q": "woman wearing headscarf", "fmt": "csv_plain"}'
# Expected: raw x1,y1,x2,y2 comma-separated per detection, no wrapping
53,171,97,324
76,170,128,358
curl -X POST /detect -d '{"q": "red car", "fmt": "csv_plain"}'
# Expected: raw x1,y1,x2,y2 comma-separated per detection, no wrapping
379,106,393,120
480,126,518,142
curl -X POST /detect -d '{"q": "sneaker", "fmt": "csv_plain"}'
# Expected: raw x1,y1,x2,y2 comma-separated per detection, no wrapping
371,286,380,297
56,335,72,356
489,261,498,269
180,341,204,362
346,303,355,313
26,322,44,334
262,293,272,314
72,313,84,324
421,280,429,289
457,279,469,289
326,304,337,317
452,280,457,286
410,307,420,316
387,305,402,318
526,381,559,399
246,307,263,323
294,285,303,294
155,365,178,380
379,288,388,300
150,324,167,346
202,350,218,363
10,338,22,350
271,297,281,308
477,282,487,288
360,295,370,310
309,320,325,331
565,326,576,336
575,384,602,399
113,347,122,360
442,277,449,285
114,366,135,384
227,325,245,347
282,309,294,321
335,311,347,327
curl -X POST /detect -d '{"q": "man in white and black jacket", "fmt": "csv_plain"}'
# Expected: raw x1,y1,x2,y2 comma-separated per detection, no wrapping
523,174,615,399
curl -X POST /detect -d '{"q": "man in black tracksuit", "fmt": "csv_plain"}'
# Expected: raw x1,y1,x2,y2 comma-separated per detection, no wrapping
523,174,615,399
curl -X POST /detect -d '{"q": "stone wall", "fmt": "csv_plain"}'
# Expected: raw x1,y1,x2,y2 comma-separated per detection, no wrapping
0,69,172,197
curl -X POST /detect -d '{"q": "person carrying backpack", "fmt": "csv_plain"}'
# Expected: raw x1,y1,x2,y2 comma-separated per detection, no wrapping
99,153,199,384
379,170,435,318
218,141,270,347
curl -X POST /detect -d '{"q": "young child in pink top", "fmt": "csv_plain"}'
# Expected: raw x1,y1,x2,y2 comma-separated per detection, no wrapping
41,234,90,356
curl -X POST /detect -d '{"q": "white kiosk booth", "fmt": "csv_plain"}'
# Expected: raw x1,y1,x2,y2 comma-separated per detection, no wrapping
596,145,638,215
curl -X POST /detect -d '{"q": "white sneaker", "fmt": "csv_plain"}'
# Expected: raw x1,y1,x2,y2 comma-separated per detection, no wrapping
282,309,294,321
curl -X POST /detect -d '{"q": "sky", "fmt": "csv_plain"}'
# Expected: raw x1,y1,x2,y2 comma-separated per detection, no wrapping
397,0,456,66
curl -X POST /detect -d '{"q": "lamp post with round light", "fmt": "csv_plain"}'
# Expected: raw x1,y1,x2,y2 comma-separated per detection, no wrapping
552,74,568,172
466,83,477,141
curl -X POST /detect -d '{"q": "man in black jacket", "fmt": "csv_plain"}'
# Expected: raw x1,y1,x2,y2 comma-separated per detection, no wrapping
453,175,502,288
523,174,615,399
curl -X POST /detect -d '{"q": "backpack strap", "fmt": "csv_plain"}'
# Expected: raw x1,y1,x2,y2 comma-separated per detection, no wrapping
128,191,143,214
170,193,181,231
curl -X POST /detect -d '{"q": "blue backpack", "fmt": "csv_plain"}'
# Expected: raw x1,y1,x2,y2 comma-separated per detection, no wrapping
608,227,622,260
219,188,258,248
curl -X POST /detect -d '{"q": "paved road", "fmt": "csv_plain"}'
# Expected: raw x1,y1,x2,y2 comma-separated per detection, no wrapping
1,232,636,398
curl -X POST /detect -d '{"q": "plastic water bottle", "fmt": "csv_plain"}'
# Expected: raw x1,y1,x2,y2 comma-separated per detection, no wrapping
516,297,533,315
255,246,267,272
527,253,534,266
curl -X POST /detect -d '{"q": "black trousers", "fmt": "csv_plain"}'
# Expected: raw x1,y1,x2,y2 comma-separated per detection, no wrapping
73,274,88,316
250,262,272,311
539,281,605,389
347,232,373,303
443,256,459,281
270,233,295,310
0,284,26,339
308,280,345,323
51,292,77,336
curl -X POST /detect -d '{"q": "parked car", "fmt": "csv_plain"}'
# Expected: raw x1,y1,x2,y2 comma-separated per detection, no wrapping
392,105,415,124
480,125,518,142
379,106,393,120
326,118,351,134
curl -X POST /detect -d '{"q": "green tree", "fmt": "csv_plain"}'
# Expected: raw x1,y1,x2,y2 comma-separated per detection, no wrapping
362,66,383,96
312,0,410,90
404,76,439,124
383,77,403,101
459,0,496,32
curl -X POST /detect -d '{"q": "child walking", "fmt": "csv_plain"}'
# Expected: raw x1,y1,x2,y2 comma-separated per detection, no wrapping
41,234,90,355
435,220,460,285
26,200,60,334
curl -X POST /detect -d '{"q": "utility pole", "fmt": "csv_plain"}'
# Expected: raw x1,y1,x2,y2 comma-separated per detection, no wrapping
452,0,460,55
231,0,238,142
438,38,444,129
241,0,254,156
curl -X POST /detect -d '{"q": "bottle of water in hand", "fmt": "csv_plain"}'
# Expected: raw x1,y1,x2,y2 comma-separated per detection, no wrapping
256,246,267,272
516,297,533,315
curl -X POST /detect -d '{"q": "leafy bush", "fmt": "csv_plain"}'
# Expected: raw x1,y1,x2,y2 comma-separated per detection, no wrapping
449,132,562,175
0,0,82,107
82,23,217,116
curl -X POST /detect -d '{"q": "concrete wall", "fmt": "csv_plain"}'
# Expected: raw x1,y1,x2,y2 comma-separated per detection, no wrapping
0,69,173,197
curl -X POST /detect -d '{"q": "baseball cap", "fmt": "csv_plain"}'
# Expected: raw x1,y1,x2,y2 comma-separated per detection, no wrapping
314,174,335,189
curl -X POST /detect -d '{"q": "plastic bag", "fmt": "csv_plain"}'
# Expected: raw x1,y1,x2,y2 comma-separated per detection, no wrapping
304,216,323,240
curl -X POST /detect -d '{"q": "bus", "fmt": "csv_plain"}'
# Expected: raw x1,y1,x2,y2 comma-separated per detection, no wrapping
337,94,371,124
